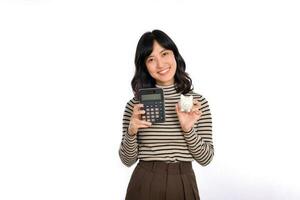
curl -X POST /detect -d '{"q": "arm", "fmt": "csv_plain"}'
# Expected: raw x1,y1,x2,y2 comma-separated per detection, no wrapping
183,96,214,166
118,99,139,167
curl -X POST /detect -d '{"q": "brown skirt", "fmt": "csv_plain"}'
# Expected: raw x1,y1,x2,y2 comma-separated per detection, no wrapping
125,161,200,200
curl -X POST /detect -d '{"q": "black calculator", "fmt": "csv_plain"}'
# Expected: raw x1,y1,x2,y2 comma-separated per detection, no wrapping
139,88,165,123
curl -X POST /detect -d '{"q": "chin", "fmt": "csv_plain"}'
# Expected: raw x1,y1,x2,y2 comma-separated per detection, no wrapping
157,79,174,85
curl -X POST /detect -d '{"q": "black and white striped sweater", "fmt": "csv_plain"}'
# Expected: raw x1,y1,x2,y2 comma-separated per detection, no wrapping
119,84,214,167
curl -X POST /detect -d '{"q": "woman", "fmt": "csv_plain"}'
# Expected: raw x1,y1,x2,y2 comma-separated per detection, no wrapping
119,29,214,200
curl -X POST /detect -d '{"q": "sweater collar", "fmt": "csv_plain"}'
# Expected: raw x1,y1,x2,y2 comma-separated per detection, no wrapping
155,83,179,97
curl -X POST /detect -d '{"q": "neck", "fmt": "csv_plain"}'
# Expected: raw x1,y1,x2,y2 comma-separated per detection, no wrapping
155,83,179,97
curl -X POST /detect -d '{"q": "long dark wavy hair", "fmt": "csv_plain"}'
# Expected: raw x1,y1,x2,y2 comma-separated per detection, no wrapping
131,29,193,98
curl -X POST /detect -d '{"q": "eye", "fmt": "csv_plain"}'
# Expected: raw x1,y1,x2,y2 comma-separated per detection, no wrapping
147,58,154,63
162,50,172,57
162,51,169,56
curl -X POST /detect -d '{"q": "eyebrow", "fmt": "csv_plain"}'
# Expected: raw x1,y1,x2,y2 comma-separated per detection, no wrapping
148,48,167,58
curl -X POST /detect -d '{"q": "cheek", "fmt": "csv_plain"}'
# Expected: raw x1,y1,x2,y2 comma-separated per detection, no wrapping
173,58,177,66
146,65,157,76
169,56,177,68
171,59,177,71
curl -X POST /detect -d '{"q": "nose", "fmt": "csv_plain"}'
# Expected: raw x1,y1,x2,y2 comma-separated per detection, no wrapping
156,57,164,69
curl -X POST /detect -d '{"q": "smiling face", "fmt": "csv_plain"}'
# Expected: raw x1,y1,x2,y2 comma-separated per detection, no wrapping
145,40,177,86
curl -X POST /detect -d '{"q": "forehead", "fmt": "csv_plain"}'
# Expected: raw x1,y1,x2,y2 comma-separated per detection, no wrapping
149,41,165,56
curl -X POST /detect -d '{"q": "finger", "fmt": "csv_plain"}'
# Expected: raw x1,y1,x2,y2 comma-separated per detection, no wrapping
195,114,201,121
138,120,152,127
138,124,152,129
136,103,144,108
132,104,145,117
191,107,198,112
130,118,151,128
133,117,151,125
134,111,145,120
191,104,202,114
175,103,180,114
133,104,144,112
193,99,201,107
192,105,201,112
194,110,202,115
194,100,202,110
141,120,152,126
136,109,146,115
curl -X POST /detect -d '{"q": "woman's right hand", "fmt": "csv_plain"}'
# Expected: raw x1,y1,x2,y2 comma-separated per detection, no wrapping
128,104,152,136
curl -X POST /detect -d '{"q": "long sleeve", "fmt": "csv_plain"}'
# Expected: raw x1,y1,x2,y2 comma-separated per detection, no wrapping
183,96,214,166
118,98,139,167
119,84,214,165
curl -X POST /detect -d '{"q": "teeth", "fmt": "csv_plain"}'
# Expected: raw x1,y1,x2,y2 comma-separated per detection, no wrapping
158,68,169,74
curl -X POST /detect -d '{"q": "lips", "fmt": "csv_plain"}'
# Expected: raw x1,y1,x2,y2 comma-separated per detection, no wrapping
158,68,170,75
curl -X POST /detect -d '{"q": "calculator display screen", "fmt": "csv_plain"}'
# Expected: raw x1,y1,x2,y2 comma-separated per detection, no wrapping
141,93,161,101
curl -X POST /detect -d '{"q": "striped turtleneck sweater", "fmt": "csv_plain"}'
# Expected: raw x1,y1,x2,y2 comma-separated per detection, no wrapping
119,84,214,167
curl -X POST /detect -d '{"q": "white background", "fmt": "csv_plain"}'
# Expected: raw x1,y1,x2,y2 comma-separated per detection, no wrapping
1,0,300,199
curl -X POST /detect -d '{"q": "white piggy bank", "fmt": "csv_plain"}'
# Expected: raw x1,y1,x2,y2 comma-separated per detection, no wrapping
179,94,193,112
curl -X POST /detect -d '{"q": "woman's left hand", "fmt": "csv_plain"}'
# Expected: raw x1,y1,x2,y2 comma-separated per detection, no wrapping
175,100,202,133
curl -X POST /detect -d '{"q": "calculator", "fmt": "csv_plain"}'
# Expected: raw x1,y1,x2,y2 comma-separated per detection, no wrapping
139,88,165,123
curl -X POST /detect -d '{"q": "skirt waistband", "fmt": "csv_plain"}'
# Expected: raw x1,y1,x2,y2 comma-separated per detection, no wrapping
138,160,193,175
